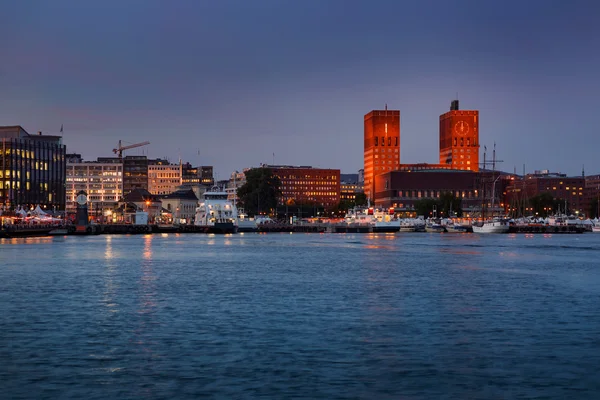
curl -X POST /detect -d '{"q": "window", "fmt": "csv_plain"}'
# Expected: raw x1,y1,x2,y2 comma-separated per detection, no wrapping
375,137,378,146
394,137,398,146
454,138,457,146
381,136,385,146
388,137,391,146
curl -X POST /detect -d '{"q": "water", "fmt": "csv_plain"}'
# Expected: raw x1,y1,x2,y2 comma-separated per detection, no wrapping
1,233,600,399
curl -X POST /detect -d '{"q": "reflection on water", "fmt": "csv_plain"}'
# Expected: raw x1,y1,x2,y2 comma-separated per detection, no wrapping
0,233,599,399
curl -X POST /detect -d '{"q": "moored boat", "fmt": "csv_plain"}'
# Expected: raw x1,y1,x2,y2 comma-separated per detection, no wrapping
194,187,238,234
472,218,510,234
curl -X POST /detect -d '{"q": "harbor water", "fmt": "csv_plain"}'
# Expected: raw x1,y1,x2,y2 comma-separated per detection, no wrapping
1,233,600,399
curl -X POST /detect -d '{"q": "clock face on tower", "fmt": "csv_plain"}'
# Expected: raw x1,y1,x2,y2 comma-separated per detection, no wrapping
76,193,88,205
454,121,470,136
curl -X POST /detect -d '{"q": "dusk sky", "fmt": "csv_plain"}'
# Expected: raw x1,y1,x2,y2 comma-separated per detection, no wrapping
1,0,599,178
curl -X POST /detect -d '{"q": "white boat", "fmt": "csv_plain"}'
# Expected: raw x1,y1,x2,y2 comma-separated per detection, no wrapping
425,222,446,233
194,186,238,234
237,208,258,232
472,218,510,234
345,206,400,232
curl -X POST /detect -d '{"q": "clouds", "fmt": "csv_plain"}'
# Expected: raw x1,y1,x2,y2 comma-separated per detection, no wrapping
1,0,599,176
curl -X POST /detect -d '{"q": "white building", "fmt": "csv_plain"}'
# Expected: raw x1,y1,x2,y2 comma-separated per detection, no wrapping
160,189,198,224
66,156,123,219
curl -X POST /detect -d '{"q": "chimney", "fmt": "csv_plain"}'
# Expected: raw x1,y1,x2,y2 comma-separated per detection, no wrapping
450,100,459,111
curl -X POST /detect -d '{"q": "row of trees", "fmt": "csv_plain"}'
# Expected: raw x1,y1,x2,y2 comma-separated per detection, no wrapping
236,168,368,218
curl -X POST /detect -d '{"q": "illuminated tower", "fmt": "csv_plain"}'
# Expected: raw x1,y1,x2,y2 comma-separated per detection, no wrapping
439,100,479,171
364,106,400,200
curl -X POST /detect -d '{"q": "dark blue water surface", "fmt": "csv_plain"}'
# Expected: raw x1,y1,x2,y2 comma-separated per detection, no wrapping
1,232,600,399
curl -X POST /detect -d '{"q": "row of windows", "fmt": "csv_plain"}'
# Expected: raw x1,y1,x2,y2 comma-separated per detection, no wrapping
453,137,477,147
394,190,478,199
279,176,338,180
373,136,399,147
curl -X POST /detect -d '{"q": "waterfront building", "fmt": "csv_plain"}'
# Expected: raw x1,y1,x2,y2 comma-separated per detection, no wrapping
123,155,148,196
148,159,182,195
374,169,481,215
0,126,66,211
66,155,123,218
439,100,480,172
265,164,341,209
503,170,587,216
160,189,198,224
364,107,400,200
181,163,214,187
114,188,161,223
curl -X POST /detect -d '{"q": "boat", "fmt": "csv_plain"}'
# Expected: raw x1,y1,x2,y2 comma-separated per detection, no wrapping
399,221,416,232
237,209,258,232
425,222,446,233
194,186,238,234
472,218,510,234
345,206,400,232
445,224,469,233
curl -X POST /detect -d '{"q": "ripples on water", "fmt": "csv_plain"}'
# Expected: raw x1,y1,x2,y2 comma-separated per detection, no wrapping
1,233,600,399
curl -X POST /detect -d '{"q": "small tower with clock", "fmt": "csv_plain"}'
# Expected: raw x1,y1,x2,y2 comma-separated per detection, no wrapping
439,100,480,172
75,190,89,230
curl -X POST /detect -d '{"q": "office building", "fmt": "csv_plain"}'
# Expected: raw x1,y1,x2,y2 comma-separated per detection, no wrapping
0,126,66,211
148,159,182,195
266,165,340,208
66,155,123,218
123,155,148,196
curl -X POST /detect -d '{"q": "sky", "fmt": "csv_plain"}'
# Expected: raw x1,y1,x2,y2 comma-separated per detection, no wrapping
1,0,599,178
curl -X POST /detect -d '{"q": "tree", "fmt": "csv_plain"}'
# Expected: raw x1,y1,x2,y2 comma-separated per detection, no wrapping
237,168,281,217
589,198,600,219
413,198,439,218
438,191,463,217
354,192,368,206
528,193,558,217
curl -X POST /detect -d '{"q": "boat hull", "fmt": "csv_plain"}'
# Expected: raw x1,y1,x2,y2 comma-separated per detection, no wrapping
373,224,400,233
196,222,237,234
472,225,509,234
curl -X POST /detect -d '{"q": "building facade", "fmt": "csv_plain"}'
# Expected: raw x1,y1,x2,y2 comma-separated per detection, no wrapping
148,159,182,195
364,108,400,200
1,126,66,211
266,165,341,208
374,170,482,214
439,100,480,172
66,156,123,218
181,163,214,187
160,189,198,224
503,171,587,215
123,156,148,196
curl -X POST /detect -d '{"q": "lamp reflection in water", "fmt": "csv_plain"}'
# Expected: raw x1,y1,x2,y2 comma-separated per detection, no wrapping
134,234,159,393
103,236,119,314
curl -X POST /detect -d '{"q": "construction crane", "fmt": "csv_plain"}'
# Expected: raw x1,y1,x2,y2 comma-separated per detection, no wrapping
112,140,150,159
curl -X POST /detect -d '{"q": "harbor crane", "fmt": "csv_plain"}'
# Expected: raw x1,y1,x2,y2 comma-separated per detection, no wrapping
112,140,150,159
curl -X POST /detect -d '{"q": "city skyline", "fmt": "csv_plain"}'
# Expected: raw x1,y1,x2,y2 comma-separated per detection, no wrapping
1,0,599,177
